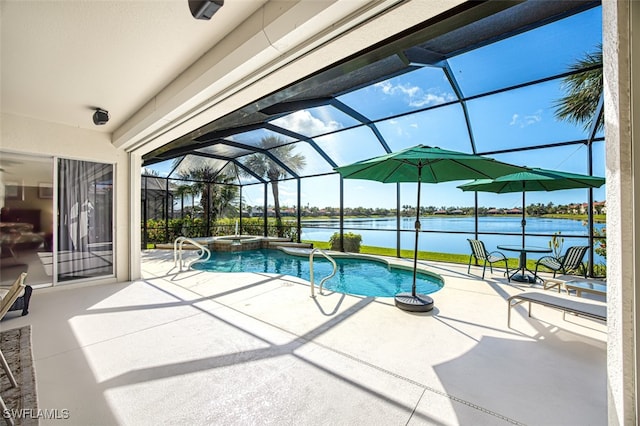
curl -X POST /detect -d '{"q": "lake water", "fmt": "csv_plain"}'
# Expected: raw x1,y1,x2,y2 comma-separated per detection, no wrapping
300,216,606,264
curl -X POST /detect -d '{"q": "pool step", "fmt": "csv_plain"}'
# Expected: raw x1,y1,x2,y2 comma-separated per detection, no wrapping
268,241,313,249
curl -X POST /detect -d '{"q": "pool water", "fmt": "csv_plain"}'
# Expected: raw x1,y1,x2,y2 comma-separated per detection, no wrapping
191,249,443,298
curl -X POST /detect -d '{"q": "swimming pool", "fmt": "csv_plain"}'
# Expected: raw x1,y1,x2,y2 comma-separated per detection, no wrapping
191,249,443,298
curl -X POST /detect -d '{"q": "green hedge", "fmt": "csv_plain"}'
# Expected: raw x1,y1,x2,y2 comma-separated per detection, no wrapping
142,217,299,244
329,232,362,252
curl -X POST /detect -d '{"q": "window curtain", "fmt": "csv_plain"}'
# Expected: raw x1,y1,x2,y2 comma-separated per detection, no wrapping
58,159,113,281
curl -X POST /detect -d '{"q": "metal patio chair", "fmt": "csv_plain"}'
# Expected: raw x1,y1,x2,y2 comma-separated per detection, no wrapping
533,245,589,282
467,239,510,281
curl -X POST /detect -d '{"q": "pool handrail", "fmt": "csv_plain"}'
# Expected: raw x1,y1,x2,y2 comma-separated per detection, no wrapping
174,236,211,271
309,248,337,298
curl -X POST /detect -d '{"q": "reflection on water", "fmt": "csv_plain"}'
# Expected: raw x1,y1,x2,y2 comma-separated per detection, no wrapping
301,216,605,263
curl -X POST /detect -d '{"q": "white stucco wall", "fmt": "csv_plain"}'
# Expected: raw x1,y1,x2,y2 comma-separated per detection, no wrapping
0,112,131,284
603,0,637,424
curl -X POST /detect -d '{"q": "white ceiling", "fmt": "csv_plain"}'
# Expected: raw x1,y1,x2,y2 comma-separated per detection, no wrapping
0,0,265,134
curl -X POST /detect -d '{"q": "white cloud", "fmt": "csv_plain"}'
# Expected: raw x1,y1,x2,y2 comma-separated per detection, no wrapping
375,80,394,95
524,111,543,125
373,81,454,108
273,110,341,135
509,109,543,128
409,92,453,108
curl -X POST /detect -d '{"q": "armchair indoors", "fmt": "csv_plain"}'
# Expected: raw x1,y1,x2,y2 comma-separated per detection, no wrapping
467,239,510,281
533,245,588,282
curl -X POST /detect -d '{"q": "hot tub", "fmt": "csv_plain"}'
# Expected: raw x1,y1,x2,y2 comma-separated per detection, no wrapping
211,236,262,252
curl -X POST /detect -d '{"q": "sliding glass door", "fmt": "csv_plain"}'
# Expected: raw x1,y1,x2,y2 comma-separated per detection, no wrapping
0,153,53,287
57,159,113,281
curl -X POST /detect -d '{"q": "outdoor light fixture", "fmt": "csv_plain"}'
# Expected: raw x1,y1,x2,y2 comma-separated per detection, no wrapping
188,0,223,20
92,108,109,125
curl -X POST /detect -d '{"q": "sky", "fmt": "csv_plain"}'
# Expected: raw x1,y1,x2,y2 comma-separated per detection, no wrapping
148,5,605,211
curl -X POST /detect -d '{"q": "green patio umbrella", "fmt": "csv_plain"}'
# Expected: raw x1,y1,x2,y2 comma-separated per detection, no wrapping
334,145,526,312
457,167,605,253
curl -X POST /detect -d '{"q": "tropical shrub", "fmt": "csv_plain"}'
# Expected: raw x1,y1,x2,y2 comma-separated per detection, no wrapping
548,231,564,258
593,226,606,259
329,232,362,252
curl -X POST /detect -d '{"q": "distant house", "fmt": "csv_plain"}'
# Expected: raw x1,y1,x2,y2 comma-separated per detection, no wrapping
486,208,502,215
568,203,581,214
434,209,447,215
281,208,296,217
565,201,606,215
506,208,522,215
449,209,464,215
579,203,588,214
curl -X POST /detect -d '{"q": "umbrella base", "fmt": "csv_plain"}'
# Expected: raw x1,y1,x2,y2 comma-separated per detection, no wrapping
394,292,434,312
510,273,536,283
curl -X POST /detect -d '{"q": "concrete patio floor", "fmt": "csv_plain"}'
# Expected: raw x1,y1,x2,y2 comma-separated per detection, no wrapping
1,249,606,425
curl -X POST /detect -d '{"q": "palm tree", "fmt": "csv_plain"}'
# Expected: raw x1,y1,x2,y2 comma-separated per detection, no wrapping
142,167,160,177
241,136,306,234
179,166,238,231
174,183,192,219
554,44,603,132
186,184,196,216
182,167,214,223
214,175,239,218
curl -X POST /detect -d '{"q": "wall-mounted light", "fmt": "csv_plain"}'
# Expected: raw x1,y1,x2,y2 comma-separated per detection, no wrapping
188,0,223,20
92,108,109,125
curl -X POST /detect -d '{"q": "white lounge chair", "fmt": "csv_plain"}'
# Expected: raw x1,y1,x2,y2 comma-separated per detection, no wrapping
507,290,606,328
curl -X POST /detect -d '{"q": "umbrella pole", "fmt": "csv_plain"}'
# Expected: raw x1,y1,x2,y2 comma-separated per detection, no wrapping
412,173,421,297
521,188,526,248
516,188,529,283
394,164,433,313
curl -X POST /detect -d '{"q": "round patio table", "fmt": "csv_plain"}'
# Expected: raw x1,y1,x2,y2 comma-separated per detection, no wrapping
497,245,552,284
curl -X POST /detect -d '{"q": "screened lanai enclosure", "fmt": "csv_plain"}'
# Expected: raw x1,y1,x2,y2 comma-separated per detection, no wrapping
142,1,606,276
